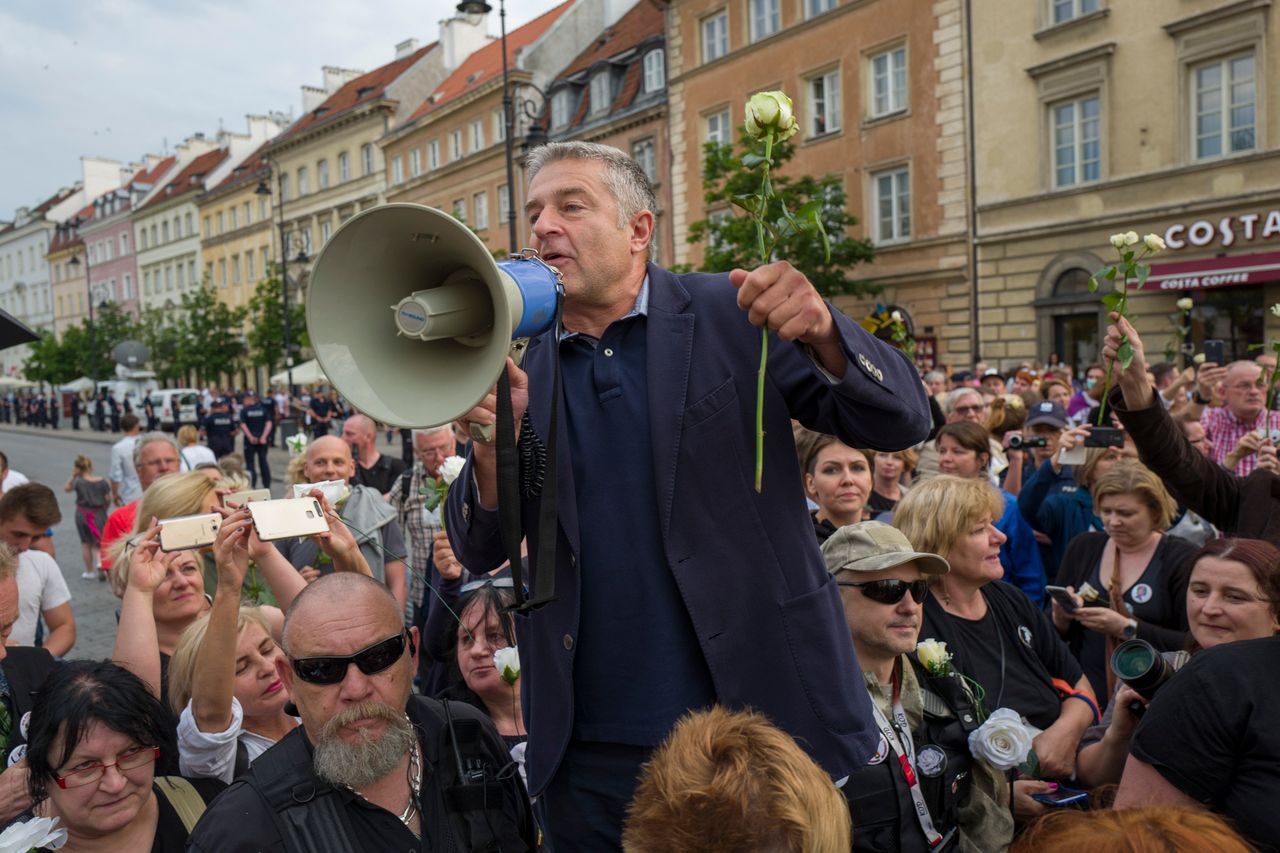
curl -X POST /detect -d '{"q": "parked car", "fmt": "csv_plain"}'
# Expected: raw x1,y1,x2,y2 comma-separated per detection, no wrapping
150,389,200,428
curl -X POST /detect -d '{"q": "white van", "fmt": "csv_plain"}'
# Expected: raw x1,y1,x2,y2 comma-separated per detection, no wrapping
150,389,201,428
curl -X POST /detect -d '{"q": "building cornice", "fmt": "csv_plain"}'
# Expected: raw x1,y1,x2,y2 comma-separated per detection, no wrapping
1164,0,1271,36
1025,42,1116,79
266,100,396,158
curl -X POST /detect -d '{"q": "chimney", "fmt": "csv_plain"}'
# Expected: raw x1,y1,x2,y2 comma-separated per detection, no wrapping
301,85,328,113
439,14,490,71
322,66,363,93
395,38,419,60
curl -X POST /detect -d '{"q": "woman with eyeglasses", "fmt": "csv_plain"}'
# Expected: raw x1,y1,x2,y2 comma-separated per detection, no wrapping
23,660,225,852
895,477,1095,820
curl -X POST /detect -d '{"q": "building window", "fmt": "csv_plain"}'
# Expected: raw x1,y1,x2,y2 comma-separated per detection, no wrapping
633,138,657,183
320,220,332,245
301,227,312,255
361,143,375,176
246,252,255,282
551,89,576,129
1193,52,1256,160
204,263,212,285
643,50,665,93
702,11,728,63
229,207,238,230
873,167,911,243
143,271,151,294
470,120,484,151
217,259,226,289
258,197,269,221
450,129,464,161
162,221,170,242
260,247,268,277
280,173,290,201
590,72,612,115
392,156,404,184
338,152,350,182
808,69,842,136
493,109,506,143
807,0,837,18
297,166,309,195
473,191,489,230
1052,0,1098,26
232,255,241,286
870,45,908,117
1052,93,1101,187
123,273,132,300
452,198,467,223
120,233,129,255
749,0,780,42
705,109,732,145
175,262,184,289
184,212,193,236
409,148,421,177
498,184,510,228
187,259,195,286
318,159,330,190
428,140,440,170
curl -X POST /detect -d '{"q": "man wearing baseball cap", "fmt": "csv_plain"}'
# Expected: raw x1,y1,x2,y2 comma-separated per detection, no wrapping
1003,399,1072,492
823,522,1012,853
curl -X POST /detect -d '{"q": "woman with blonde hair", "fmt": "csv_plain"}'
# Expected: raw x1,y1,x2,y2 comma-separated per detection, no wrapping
1051,459,1197,705
64,453,111,579
867,448,917,516
176,424,217,471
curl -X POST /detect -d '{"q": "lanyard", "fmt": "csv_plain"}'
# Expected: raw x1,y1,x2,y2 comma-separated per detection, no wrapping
871,666,945,848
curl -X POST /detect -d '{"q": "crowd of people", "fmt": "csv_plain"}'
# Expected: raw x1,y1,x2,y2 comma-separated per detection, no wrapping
0,140,1274,852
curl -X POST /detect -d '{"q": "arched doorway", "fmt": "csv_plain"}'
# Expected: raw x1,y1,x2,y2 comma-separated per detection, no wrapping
1033,253,1105,379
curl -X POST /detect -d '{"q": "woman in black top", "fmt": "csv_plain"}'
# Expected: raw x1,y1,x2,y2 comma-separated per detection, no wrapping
895,477,1094,816
867,448,916,516
1051,460,1196,704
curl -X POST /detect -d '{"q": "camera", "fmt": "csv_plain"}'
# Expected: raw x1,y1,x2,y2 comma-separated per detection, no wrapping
1110,639,1179,717
1008,434,1048,450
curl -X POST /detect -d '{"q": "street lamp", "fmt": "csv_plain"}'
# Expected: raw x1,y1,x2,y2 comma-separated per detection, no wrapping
456,0,519,253
255,172,308,397
67,249,98,385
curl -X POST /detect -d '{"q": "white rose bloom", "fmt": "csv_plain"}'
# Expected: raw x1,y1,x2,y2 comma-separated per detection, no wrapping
493,646,521,685
1271,303,1280,318
915,639,950,673
1124,231,1140,246
0,816,69,851
745,91,799,142
891,310,904,324
1176,297,1194,311
1109,233,1128,249
967,708,1034,771
439,455,467,486
1143,233,1166,252
1193,353,1206,365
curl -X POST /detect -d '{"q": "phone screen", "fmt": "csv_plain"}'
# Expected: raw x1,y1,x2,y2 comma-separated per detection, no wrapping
1031,787,1089,807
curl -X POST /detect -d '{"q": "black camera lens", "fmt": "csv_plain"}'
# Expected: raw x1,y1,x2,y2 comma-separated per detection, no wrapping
1111,639,1174,702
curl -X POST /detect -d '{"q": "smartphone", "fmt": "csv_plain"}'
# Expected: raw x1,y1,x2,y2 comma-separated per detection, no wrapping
1057,445,1087,466
158,513,221,553
1045,585,1078,614
1084,426,1125,448
1031,786,1089,808
222,488,271,509
248,498,330,542
1203,339,1225,365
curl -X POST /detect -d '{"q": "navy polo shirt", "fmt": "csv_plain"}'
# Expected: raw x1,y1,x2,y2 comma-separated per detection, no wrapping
203,412,237,448
560,282,715,746
241,402,273,440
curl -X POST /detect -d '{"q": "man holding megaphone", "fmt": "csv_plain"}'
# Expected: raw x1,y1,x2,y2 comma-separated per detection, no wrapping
432,141,932,850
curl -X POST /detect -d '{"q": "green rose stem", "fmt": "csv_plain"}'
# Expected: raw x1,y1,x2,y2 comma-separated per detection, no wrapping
752,128,776,494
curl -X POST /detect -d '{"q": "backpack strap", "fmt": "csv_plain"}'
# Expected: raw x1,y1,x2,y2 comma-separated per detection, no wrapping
233,739,250,780
155,776,207,834
243,727,362,853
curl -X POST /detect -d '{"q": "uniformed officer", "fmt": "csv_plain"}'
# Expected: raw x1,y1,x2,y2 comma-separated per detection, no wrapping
201,397,238,459
239,389,274,489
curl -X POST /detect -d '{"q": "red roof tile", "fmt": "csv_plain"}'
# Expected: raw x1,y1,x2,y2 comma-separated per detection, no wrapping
557,0,665,80
128,155,176,190
210,141,272,193
277,44,436,142
403,1,573,125
139,148,230,211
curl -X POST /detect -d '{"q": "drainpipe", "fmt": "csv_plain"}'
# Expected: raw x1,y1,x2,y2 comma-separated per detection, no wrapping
964,0,980,365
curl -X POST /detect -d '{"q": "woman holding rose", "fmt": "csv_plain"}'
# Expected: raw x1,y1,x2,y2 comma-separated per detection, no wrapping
895,477,1096,818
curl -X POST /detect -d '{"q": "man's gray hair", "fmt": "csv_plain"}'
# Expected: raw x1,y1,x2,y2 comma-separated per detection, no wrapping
526,141,656,255
944,387,983,415
923,371,946,385
411,425,453,441
133,431,179,468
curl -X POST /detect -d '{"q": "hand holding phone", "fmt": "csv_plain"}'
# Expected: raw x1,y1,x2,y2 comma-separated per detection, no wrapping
1084,426,1125,448
1031,786,1089,808
223,488,271,509
1203,339,1226,366
157,513,221,552
248,498,329,542
1045,585,1079,614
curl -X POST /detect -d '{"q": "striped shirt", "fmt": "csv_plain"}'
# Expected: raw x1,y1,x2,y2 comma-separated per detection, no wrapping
1202,406,1280,476
386,461,442,621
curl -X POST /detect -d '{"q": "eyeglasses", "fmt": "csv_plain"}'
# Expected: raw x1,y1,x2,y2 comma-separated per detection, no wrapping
290,632,411,685
55,746,159,789
953,404,988,415
837,579,930,605
460,577,515,594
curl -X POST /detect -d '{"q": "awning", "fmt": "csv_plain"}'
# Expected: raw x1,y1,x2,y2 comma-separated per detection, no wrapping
1141,250,1280,292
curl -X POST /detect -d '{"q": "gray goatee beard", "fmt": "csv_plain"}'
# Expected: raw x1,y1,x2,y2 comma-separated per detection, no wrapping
313,701,416,789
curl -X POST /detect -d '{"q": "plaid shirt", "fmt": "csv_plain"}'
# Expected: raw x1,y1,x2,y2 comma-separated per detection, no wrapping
386,460,442,619
1202,405,1280,476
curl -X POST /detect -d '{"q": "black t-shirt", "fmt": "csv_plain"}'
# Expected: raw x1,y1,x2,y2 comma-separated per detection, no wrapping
354,454,408,495
202,413,237,444
309,398,333,419
920,581,1083,730
867,489,899,515
240,403,273,440
1131,636,1280,853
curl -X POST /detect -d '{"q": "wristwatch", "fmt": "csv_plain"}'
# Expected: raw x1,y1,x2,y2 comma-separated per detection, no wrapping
1121,618,1138,639
1193,390,1211,405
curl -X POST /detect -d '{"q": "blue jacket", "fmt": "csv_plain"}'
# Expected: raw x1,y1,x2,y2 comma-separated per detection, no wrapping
997,490,1046,606
446,264,932,795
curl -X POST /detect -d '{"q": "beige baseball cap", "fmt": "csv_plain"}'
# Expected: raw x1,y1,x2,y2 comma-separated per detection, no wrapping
821,521,950,577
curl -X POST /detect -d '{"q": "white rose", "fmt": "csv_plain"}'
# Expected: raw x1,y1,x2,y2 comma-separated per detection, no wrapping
1143,233,1166,252
1176,297,1193,311
1193,353,1206,365
1271,303,1280,318
890,310,904,324
915,639,950,674
1109,233,1128,249
0,816,68,851
439,455,467,486
493,646,521,685
285,432,308,456
967,707,1033,771
745,91,799,142
1124,231,1140,246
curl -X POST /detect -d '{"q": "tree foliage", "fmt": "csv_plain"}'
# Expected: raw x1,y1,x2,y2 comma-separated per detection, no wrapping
246,273,308,377
23,301,142,385
684,135,878,298
177,285,248,386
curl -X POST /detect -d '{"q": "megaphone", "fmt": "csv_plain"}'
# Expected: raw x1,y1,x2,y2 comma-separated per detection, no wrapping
306,203,562,428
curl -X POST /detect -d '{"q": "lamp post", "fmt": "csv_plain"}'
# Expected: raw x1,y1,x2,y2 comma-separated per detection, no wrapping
67,245,98,385
456,0,519,253
256,169,308,398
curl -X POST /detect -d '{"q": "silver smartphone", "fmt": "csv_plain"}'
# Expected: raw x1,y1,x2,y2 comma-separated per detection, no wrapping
248,498,329,542
158,513,222,552
222,488,272,509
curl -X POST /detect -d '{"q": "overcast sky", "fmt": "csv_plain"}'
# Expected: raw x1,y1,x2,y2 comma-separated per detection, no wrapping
0,0,564,218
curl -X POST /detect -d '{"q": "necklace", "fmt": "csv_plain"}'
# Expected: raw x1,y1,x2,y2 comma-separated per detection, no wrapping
400,737,422,828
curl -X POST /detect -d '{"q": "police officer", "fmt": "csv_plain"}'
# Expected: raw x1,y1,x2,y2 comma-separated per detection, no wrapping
143,395,158,431
201,397,238,459
239,389,274,489
107,392,121,432
822,523,1015,853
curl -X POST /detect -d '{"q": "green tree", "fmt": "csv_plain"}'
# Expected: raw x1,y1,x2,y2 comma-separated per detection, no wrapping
684,135,878,298
23,330,80,386
139,308,185,385
246,273,308,377
176,285,249,386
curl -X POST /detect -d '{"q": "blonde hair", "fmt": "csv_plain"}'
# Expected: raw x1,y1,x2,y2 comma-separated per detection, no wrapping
73,454,93,474
167,606,273,714
1091,459,1177,531
1073,447,1116,490
176,425,199,447
284,454,308,489
108,472,220,595
0,542,17,583
894,476,1004,564
622,706,850,853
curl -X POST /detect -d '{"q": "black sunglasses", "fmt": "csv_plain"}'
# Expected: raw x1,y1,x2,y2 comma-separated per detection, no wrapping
837,579,930,605
290,632,413,685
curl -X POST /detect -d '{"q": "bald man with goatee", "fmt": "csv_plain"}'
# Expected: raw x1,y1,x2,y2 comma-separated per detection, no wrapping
342,414,406,495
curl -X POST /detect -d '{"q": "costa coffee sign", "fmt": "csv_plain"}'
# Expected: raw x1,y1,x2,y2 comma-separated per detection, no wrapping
1163,209,1280,250
1141,250,1280,292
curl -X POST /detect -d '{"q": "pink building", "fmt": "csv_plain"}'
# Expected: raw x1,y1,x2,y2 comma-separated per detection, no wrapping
79,156,175,319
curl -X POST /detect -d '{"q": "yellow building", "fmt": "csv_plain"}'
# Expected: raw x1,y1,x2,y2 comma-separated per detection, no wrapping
972,0,1280,374
197,146,274,316
48,210,91,338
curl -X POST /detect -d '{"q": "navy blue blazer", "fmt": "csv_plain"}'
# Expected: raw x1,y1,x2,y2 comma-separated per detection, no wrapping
446,264,932,795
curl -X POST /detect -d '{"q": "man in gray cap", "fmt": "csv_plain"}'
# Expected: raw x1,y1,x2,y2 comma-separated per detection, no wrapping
822,521,1014,853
